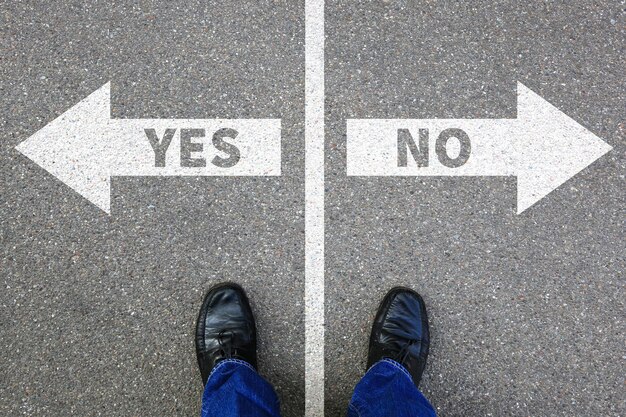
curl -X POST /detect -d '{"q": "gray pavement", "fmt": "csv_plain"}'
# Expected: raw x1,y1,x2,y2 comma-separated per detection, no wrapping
325,1,624,416
0,1,624,417
1,1,305,416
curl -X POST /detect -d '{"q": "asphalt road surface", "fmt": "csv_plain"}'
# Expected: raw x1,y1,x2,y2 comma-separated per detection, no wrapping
1,1,305,416
325,1,624,416
1,1,624,417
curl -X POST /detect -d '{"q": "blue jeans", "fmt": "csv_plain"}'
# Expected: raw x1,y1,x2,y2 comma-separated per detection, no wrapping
201,358,436,417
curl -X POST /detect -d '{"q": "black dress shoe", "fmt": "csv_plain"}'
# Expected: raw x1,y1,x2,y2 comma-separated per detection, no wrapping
367,287,430,387
195,283,257,385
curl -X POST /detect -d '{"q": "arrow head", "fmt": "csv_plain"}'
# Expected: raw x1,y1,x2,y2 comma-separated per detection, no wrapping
515,82,612,214
16,82,113,213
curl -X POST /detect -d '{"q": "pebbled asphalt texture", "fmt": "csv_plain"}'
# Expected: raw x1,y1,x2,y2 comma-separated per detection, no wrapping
0,1,624,417
1,1,305,416
325,1,624,416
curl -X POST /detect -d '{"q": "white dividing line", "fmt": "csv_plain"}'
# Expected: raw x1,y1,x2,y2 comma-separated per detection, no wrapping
305,0,325,415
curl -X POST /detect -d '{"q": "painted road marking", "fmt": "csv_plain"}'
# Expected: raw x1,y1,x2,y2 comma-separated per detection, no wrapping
347,82,612,213
17,4,329,411
15,83,281,214
15,5,614,416
305,0,325,415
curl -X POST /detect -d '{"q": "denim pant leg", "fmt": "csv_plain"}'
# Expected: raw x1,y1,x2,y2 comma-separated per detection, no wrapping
201,359,282,417
347,359,437,417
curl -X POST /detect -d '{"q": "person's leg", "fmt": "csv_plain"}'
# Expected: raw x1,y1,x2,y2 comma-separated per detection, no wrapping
201,359,281,417
347,287,436,417
196,283,282,417
347,359,436,417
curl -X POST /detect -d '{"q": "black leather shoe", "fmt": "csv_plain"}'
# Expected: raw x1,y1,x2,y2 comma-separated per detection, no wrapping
367,287,430,387
195,283,257,385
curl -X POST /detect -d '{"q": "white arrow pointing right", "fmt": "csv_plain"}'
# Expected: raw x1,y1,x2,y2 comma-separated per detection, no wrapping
347,82,613,213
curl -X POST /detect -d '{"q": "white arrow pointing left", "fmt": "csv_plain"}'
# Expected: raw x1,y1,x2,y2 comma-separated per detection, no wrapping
16,82,281,214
